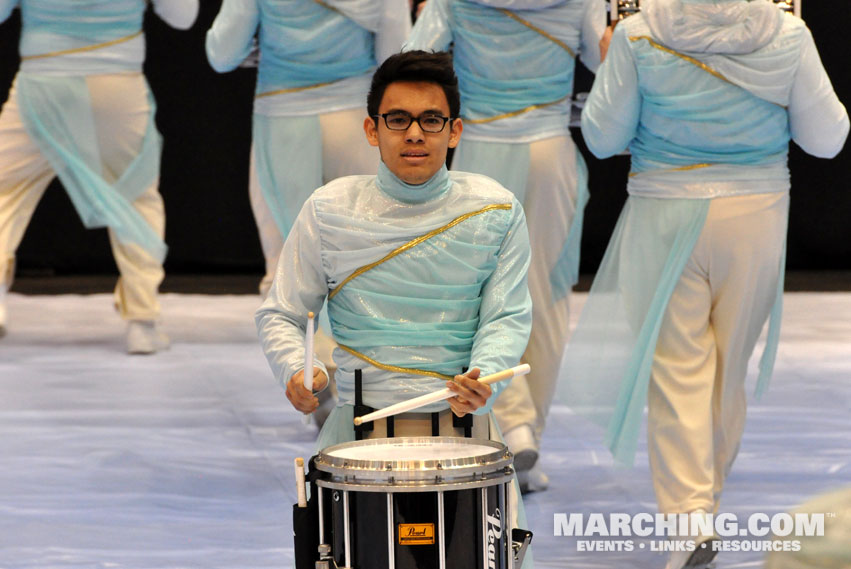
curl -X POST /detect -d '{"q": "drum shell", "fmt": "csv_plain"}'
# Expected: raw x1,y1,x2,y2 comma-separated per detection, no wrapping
314,437,514,569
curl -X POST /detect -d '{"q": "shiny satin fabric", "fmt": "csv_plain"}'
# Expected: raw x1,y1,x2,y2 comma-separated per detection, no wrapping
16,74,166,261
256,163,532,415
206,0,387,97
14,0,197,74
405,0,602,142
206,0,410,116
567,0,848,467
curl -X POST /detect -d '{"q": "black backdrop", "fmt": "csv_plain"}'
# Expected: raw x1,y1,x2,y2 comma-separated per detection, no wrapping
0,2,848,279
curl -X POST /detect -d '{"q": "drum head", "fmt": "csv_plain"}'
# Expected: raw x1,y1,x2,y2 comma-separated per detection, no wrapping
315,437,511,487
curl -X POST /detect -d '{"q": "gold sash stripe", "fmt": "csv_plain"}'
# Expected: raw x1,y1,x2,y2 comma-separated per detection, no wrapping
629,163,714,177
630,35,787,110
498,9,576,58
255,79,340,99
328,203,512,300
337,344,456,381
313,0,341,14
629,36,731,84
21,30,143,61
463,94,571,124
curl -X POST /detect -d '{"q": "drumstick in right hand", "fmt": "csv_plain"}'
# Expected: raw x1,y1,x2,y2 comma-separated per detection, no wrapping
353,364,531,426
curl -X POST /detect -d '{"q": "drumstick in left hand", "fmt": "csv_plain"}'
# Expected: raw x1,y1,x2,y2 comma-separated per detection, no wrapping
302,312,315,424
353,364,531,426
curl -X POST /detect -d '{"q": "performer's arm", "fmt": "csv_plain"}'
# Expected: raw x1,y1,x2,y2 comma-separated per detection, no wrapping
468,201,533,415
152,0,199,30
578,0,606,73
205,0,260,73
402,0,453,52
375,0,413,63
580,24,640,158
255,200,331,396
788,27,849,159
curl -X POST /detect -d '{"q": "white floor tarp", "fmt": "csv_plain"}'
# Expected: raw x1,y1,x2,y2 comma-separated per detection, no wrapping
1,292,849,568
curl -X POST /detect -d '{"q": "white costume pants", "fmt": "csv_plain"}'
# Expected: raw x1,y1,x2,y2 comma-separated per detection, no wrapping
648,192,789,514
249,107,377,296
492,135,579,447
0,73,164,320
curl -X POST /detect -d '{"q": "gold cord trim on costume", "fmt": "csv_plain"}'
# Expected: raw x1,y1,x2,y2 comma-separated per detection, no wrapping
21,31,143,61
498,9,576,58
328,203,512,300
255,79,340,99
338,344,456,381
629,36,731,84
463,94,571,124
629,163,714,177
629,36,787,110
313,0,341,13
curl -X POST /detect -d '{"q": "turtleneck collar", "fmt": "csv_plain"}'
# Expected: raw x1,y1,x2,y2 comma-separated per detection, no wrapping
376,161,452,204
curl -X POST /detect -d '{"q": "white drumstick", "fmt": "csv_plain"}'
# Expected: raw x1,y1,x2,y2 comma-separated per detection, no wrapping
294,457,307,508
353,364,531,426
302,312,315,424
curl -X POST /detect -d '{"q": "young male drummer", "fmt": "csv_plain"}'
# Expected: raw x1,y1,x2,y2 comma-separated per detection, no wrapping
256,50,532,449
256,52,534,566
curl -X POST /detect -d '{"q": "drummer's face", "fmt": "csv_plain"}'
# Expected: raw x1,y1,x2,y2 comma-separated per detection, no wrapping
364,80,462,186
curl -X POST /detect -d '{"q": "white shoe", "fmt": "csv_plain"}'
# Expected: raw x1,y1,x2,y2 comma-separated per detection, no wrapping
517,462,550,494
126,320,170,354
664,542,719,569
504,424,538,472
664,524,720,569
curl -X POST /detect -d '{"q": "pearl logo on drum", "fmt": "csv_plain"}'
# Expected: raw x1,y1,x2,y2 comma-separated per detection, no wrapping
487,508,503,569
398,523,435,545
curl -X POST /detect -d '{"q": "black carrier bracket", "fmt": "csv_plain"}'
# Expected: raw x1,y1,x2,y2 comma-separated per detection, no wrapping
353,369,374,440
512,528,534,567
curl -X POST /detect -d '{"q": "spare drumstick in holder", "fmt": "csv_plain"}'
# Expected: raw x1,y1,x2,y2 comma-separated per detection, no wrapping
353,364,531,426
292,456,319,569
294,457,307,508
302,312,315,425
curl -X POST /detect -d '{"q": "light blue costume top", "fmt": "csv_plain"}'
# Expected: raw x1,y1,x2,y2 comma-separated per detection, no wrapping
405,0,603,142
206,0,410,240
560,0,848,464
2,0,198,261
255,163,532,415
404,0,604,297
206,0,410,116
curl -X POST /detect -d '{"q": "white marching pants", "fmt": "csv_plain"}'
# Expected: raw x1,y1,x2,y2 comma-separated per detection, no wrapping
0,73,165,320
648,192,789,514
249,107,378,296
492,136,579,447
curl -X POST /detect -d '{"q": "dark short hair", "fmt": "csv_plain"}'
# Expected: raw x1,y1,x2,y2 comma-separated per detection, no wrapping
367,50,460,120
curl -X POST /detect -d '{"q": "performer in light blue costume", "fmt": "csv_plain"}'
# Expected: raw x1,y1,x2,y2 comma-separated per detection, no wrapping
0,0,198,350
206,0,410,296
562,1,847,568
404,0,605,492
256,51,535,568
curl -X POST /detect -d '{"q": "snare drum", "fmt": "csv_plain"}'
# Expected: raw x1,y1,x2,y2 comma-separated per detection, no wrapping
311,437,531,569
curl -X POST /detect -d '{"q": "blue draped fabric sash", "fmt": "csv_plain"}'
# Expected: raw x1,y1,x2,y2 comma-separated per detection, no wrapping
17,74,166,261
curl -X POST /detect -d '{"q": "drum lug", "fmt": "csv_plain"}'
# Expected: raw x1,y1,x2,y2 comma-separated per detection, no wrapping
315,543,351,569
511,529,534,568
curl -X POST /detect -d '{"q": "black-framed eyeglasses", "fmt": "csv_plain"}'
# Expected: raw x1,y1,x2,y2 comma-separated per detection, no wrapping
373,112,453,133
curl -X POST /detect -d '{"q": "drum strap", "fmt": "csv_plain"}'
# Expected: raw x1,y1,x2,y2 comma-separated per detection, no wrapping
353,369,375,440
453,366,473,438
